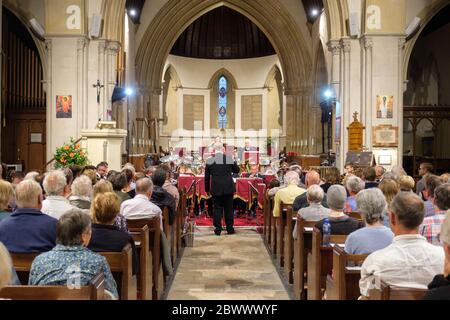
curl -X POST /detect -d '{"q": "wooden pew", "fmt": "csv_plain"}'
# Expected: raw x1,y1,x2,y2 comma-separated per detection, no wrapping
293,217,316,300
269,197,277,255
129,225,152,300
178,188,187,252
263,191,269,242
282,204,295,283
369,282,427,300
325,245,368,300
10,252,39,284
307,227,347,300
127,216,163,300
0,273,105,300
347,211,363,221
100,243,137,300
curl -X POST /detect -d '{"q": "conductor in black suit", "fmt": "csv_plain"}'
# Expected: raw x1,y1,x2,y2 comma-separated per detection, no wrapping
205,142,240,235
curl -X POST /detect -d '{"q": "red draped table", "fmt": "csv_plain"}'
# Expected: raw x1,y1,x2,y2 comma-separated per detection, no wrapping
178,176,266,208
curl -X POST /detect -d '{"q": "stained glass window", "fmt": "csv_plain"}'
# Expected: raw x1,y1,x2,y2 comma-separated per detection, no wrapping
218,76,227,129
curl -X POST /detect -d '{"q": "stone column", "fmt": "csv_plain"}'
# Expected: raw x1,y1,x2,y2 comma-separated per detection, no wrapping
361,36,373,148
106,41,121,120
77,38,88,133
97,40,107,121
397,37,406,166
44,39,53,163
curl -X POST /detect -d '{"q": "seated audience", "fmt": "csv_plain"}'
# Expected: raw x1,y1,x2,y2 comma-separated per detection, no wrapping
391,165,407,181
424,214,450,300
120,177,162,228
69,175,93,210
96,161,109,181
344,176,365,212
151,168,177,225
440,173,450,184
88,192,138,275
423,175,443,217
0,243,12,290
345,188,394,254
375,165,385,182
122,168,136,199
0,180,57,252
398,175,415,192
293,185,330,239
24,171,39,181
321,167,341,193
420,184,450,245
29,209,118,299
416,162,433,197
111,172,131,204
160,165,180,208
359,192,444,299
293,171,326,211
272,171,306,218
41,170,75,219
94,179,128,232
0,180,14,221
363,167,378,189
378,178,400,227
315,185,363,235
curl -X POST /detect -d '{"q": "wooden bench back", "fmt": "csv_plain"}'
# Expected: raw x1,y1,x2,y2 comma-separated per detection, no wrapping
293,217,316,300
99,243,137,300
307,227,347,300
369,282,427,300
347,211,363,221
326,245,368,300
129,225,152,300
0,273,105,300
10,253,39,284
127,216,162,300
281,203,295,283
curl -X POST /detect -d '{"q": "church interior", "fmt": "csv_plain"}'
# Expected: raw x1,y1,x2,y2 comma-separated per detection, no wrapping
0,0,449,302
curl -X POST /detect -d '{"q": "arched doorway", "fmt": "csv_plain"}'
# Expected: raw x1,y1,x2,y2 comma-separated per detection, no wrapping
135,0,312,151
403,2,450,176
1,7,46,175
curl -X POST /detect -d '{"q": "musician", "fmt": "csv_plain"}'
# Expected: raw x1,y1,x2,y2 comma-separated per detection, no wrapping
237,138,257,160
205,142,240,236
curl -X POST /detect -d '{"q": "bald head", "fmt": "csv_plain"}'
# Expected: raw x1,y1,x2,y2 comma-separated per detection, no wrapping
136,177,153,195
306,171,321,187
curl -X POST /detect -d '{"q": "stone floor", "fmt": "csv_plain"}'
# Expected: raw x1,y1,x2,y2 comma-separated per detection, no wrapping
166,227,290,300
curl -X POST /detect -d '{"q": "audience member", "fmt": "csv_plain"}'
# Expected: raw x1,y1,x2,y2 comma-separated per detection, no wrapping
272,171,306,218
96,161,109,181
0,180,57,252
375,165,385,182
398,175,415,192
160,165,180,208
293,185,330,239
293,171,326,211
0,180,14,221
424,213,450,300
0,243,12,290
315,185,363,235
363,167,378,189
69,175,93,210
359,192,444,299
321,167,341,193
122,168,136,199
416,162,433,196
420,184,450,245
88,192,138,275
111,172,131,203
151,168,177,225
378,178,400,227
344,176,365,212
345,188,393,254
423,175,443,217
29,209,118,299
440,173,450,184
41,170,75,219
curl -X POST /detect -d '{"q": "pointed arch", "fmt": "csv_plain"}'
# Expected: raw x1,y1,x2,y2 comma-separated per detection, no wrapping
207,68,238,90
208,68,237,131
265,65,283,128
323,0,349,40
162,65,182,134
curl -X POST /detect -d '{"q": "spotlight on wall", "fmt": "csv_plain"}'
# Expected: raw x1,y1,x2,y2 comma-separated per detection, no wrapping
323,89,333,99
311,9,319,17
129,9,137,17
125,87,134,96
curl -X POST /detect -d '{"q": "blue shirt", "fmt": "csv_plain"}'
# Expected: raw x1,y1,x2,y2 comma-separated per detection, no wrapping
424,200,435,217
345,226,394,254
345,196,358,212
0,208,57,253
29,244,118,299
0,211,10,221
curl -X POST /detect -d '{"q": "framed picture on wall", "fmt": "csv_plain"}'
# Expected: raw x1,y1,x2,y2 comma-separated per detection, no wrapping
56,95,72,118
373,125,398,147
376,95,393,119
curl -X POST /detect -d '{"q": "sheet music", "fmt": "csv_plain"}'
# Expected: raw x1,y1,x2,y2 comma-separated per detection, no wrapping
135,241,141,246
345,266,362,271
304,227,313,232
330,243,345,248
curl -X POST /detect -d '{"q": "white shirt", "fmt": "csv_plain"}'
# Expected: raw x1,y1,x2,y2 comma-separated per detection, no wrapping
120,194,163,230
359,234,444,297
41,195,76,220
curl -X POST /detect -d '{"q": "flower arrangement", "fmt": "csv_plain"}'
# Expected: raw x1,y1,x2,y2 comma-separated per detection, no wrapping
54,138,88,168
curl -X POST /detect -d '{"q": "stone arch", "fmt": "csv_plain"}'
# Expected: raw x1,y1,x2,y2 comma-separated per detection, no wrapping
207,68,238,90
161,65,182,131
403,0,449,81
264,65,284,128
323,0,349,40
136,0,312,94
102,0,126,42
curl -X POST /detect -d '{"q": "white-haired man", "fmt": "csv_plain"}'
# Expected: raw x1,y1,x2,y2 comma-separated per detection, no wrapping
41,170,76,220
205,142,240,236
273,170,306,218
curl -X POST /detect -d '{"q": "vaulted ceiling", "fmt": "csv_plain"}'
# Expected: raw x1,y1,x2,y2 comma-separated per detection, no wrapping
170,6,276,60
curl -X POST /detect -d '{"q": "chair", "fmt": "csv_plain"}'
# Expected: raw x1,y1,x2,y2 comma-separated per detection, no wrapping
99,243,137,300
325,245,368,300
0,273,105,300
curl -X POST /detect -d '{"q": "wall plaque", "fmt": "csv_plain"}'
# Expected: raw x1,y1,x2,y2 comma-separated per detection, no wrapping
373,125,398,147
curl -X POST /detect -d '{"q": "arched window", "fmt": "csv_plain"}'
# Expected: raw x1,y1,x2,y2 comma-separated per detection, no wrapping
218,76,228,129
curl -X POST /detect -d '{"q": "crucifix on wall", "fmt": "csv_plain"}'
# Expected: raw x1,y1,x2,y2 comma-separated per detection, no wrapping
92,80,104,104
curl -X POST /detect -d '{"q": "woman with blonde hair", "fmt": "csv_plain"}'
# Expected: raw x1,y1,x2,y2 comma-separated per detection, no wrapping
0,243,12,290
0,180,14,221
378,178,400,227
398,175,415,192
92,180,127,232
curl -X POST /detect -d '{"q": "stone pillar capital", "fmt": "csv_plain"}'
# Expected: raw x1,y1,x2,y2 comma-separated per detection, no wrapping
327,40,341,55
360,36,373,49
340,38,351,53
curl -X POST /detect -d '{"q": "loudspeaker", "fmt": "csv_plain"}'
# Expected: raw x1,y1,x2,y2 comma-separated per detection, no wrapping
348,12,360,37
29,18,45,38
89,14,102,38
406,16,421,39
